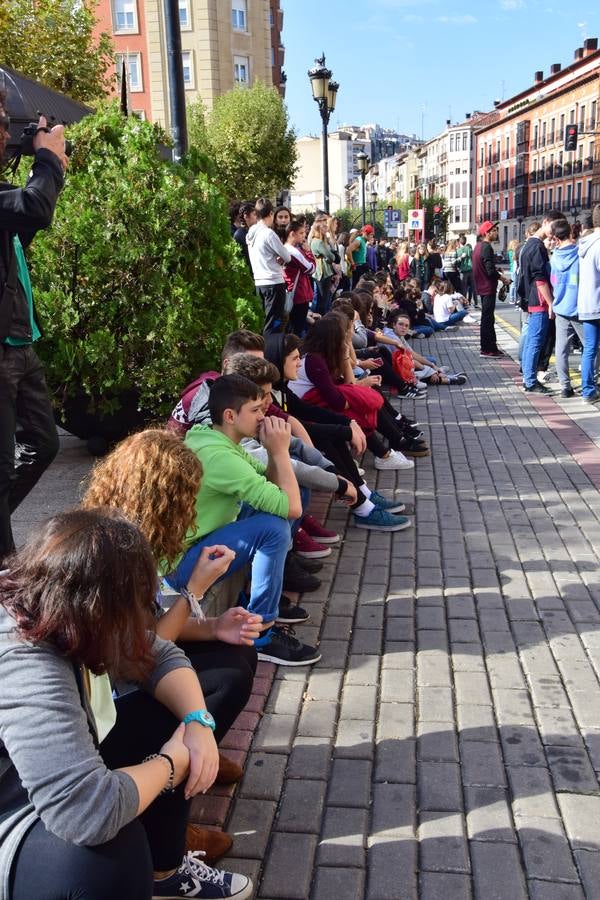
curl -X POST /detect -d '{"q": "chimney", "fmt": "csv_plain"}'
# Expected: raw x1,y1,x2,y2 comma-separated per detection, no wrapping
465,113,471,120
446,119,451,126
574,48,584,60
534,70,543,83
493,100,501,108
550,63,561,74
584,38,598,56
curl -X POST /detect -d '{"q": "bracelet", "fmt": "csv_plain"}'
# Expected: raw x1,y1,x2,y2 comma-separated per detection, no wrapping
181,585,206,621
144,752,175,794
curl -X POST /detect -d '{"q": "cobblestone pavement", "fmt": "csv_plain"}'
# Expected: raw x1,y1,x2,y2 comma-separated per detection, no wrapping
10,319,600,899
224,323,600,900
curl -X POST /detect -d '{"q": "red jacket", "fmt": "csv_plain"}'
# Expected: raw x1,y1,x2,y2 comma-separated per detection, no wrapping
284,245,315,304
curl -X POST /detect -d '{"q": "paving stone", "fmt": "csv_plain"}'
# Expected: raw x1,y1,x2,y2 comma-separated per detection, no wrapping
574,850,600,900
464,786,516,842
275,779,326,834
419,811,470,873
545,744,599,793
418,721,459,761
265,679,306,716
528,883,585,900
312,867,366,900
351,628,383,654
328,758,372,808
345,654,381,685
371,782,415,835
317,806,368,867
418,761,463,812
252,714,297,754
381,667,414,703
507,766,560,820
499,724,547,767
258,832,318,899
470,841,528,900
340,684,378,721
297,700,338,739
557,794,600,850
418,872,472,900
516,815,579,882
382,642,415,669
239,752,288,801
417,686,454,722
227,798,277,858
287,737,332,781
456,704,497,738
335,717,375,760
375,736,416,784
460,739,506,787
306,670,343,702
454,671,492,707
377,702,414,740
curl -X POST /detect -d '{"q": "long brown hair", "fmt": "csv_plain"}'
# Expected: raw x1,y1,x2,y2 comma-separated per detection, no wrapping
0,509,157,679
302,313,348,378
82,429,201,569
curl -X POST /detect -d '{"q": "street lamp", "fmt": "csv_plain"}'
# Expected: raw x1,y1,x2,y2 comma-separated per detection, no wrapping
370,191,378,228
308,54,339,215
571,205,579,223
517,215,524,241
356,151,369,226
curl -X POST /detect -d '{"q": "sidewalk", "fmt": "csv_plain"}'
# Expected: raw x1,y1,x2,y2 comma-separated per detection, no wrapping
10,319,600,899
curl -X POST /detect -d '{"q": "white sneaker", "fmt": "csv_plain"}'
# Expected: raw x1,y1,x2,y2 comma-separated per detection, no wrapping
374,450,415,470
415,381,428,392
463,315,477,324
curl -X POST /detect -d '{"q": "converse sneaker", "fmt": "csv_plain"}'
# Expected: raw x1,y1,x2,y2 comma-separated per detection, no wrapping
374,450,415,470
369,490,406,514
301,514,340,544
353,508,413,532
152,851,252,899
293,528,332,559
256,625,321,666
277,596,310,624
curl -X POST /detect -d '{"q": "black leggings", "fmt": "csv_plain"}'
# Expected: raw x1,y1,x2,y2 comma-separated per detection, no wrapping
303,423,363,490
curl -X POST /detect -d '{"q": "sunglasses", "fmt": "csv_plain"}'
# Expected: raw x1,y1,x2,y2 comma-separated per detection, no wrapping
0,114,10,132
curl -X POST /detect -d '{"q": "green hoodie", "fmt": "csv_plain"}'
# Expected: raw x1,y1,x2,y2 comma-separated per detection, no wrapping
184,425,290,543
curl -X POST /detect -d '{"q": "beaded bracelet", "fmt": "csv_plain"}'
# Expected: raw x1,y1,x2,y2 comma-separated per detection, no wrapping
144,752,175,794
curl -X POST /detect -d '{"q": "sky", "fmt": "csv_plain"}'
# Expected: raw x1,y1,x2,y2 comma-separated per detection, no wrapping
282,0,599,141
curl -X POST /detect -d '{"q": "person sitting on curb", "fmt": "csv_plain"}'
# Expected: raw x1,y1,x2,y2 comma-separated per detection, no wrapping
82,429,263,863
166,374,321,667
0,510,252,900
382,311,468,386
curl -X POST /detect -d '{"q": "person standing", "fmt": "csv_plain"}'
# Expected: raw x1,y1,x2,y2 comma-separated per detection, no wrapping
472,221,510,357
577,203,600,404
309,220,336,316
0,95,68,563
549,218,581,398
246,198,291,335
442,239,462,291
232,202,256,269
284,220,315,336
349,226,370,287
456,235,476,306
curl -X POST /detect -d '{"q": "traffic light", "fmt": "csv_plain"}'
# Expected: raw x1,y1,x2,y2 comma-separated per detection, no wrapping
564,124,578,152
433,205,442,234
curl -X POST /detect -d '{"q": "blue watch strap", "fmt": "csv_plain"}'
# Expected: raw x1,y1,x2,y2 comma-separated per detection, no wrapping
182,709,216,731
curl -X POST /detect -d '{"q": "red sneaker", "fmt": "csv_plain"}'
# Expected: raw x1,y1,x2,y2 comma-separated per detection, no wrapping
301,514,340,544
293,528,332,559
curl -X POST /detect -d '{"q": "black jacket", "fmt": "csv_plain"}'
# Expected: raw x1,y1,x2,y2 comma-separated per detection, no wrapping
0,149,64,341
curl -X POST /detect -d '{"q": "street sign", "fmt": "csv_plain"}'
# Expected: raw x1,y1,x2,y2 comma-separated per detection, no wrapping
384,208,403,229
408,209,425,232
396,223,407,238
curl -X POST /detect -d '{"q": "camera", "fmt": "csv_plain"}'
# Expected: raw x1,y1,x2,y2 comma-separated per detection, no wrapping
19,122,73,157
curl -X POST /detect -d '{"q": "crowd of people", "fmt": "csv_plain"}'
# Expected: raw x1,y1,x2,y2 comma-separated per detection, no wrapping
3,87,600,898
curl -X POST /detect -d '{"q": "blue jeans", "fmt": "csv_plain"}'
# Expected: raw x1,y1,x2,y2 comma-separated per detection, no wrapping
522,311,550,388
446,309,468,325
166,509,290,625
413,323,434,337
581,320,600,398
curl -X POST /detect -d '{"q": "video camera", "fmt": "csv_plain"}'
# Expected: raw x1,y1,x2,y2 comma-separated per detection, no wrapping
19,121,73,157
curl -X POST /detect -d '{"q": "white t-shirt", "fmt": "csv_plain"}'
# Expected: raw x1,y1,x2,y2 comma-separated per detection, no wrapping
433,294,456,323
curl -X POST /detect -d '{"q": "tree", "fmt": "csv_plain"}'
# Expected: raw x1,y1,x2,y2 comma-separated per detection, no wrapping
0,0,113,102
188,81,297,200
27,103,260,421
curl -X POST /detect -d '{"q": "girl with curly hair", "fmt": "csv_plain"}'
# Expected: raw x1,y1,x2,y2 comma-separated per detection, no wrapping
82,428,261,862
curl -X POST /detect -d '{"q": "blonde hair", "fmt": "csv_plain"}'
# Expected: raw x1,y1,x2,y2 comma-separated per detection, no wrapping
82,429,201,568
395,241,409,265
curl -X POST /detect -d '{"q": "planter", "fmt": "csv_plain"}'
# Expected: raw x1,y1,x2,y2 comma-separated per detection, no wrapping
56,390,155,455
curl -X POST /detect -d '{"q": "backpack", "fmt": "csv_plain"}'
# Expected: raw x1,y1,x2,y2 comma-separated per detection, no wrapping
391,347,417,385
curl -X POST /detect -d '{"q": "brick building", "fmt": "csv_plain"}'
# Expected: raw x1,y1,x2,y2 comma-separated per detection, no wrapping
94,0,284,126
475,38,599,249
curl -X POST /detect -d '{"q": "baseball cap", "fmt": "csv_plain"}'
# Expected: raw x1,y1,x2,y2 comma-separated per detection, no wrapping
478,220,498,237
362,224,374,235
349,228,359,234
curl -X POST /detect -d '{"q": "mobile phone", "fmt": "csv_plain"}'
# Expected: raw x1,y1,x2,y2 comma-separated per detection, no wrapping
373,357,384,366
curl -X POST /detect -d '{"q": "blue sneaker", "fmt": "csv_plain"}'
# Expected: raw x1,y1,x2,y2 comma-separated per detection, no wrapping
353,508,412,531
369,491,406,514
153,851,253,898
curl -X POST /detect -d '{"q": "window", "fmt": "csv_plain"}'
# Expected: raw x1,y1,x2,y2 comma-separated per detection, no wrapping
548,188,553,207
591,101,597,128
462,181,467,198
113,0,137,32
449,183,454,199
579,105,585,129
450,134,454,152
179,0,190,28
132,109,146,121
462,131,468,152
181,51,194,89
270,46,275,66
234,55,250,85
232,0,247,31
462,205,467,222
505,135,509,158
115,52,142,91
557,185,562,207
455,206,460,223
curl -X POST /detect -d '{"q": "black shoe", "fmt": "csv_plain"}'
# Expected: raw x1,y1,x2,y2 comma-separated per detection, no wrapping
257,626,321,666
277,595,310,624
583,392,600,404
561,387,575,398
283,555,322,593
293,555,323,574
523,382,551,394
449,374,467,385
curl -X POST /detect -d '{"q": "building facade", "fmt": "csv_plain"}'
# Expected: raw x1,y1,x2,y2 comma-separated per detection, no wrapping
475,38,599,249
95,0,284,126
290,132,371,212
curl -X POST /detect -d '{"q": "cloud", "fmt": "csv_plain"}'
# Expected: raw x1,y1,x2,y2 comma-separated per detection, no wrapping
500,0,525,9
436,14,478,23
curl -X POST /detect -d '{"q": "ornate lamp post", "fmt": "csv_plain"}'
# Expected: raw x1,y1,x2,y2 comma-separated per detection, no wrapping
356,151,369,226
308,55,339,214
517,215,524,241
370,190,378,228
571,204,579,223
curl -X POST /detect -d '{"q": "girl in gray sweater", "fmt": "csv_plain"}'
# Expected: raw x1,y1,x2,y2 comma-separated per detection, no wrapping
0,510,251,900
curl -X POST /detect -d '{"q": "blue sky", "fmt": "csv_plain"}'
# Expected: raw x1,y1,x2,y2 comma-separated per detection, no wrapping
282,0,599,140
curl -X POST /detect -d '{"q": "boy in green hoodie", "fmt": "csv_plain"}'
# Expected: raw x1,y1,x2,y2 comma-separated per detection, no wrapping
165,374,321,667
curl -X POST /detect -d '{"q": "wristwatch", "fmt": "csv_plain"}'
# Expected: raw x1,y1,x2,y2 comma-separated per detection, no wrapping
182,709,216,731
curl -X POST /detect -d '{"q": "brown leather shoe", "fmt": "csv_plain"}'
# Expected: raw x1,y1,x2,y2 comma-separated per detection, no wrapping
185,824,233,863
216,753,243,785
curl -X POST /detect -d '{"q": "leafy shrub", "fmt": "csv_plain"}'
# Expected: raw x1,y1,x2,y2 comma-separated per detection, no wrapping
28,103,260,417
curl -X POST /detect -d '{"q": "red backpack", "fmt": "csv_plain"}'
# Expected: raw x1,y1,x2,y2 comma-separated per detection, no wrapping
391,348,417,385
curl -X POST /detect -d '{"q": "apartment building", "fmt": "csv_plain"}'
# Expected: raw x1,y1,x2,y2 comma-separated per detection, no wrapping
94,0,285,126
475,38,600,249
290,131,371,212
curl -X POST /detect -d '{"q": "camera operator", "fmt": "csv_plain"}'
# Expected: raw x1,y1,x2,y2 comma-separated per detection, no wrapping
0,90,68,562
